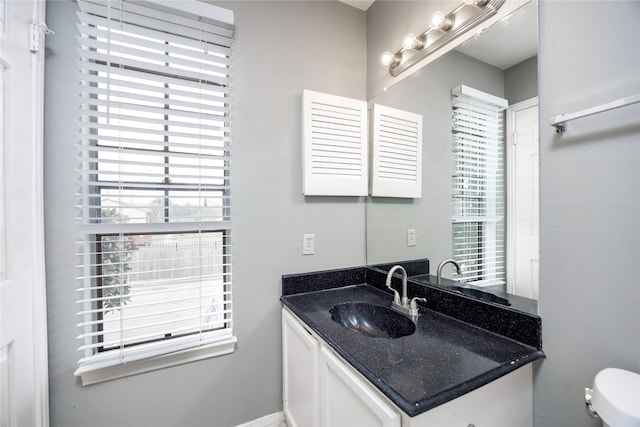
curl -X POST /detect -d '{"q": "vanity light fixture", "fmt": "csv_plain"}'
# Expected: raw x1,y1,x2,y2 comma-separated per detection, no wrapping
380,0,505,77
464,0,490,6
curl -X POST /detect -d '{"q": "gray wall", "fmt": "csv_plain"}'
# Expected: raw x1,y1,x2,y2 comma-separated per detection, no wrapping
366,51,505,268
505,55,538,104
535,1,640,426
44,1,366,426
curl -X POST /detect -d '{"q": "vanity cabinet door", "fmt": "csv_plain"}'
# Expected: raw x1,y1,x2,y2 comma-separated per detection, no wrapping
282,309,320,427
319,346,401,427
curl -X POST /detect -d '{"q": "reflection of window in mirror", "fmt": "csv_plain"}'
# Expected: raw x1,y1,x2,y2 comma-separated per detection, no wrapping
451,85,508,292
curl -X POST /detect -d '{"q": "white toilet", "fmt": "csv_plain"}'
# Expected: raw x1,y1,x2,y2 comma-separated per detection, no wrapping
586,368,640,427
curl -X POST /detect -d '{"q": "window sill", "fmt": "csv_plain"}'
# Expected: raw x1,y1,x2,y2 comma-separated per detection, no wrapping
76,336,237,386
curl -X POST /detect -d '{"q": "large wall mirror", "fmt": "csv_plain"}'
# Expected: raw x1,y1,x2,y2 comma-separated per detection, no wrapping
366,1,538,313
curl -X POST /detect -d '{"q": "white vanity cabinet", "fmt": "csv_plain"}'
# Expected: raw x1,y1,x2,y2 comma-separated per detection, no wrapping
402,364,532,427
283,308,400,427
282,307,533,427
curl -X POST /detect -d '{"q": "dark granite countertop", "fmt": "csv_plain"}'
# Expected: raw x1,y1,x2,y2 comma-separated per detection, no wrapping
281,282,544,417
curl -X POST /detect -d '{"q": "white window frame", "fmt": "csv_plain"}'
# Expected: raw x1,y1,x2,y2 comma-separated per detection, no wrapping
450,85,507,288
74,0,235,385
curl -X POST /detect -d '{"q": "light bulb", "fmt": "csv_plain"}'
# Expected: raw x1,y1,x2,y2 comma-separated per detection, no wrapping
403,33,417,50
430,11,451,31
430,11,446,28
380,51,395,66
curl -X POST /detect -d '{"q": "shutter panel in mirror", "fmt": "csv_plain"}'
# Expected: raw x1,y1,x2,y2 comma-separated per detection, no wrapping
371,104,423,198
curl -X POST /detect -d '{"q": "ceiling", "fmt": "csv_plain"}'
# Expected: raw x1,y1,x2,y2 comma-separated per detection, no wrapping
338,0,375,11
454,1,538,70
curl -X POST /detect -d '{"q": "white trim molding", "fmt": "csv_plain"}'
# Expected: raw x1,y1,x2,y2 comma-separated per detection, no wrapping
235,412,287,427
77,336,237,386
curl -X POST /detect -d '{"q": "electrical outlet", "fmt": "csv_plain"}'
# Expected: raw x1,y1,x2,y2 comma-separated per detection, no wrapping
407,229,416,247
303,234,315,255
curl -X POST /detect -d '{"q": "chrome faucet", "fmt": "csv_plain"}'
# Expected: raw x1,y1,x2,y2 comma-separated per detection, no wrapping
436,259,462,285
385,265,426,318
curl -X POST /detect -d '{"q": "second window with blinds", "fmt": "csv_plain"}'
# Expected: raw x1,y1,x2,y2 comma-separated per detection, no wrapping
450,85,508,289
75,0,235,384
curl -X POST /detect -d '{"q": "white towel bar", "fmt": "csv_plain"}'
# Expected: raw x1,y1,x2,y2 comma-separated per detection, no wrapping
549,94,640,133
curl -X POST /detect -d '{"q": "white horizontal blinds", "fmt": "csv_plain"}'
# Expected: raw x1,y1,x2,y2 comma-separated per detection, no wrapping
302,90,368,196
76,0,232,228
451,85,507,287
75,0,234,369
371,104,422,198
76,232,230,352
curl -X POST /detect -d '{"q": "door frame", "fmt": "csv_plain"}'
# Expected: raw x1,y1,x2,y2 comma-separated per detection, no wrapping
1,0,50,424
506,96,539,297
31,1,50,424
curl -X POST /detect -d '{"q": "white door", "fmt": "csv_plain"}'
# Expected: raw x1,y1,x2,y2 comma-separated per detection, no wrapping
506,98,539,299
0,1,49,426
282,309,320,427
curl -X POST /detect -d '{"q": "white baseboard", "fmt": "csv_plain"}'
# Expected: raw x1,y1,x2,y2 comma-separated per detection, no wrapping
235,411,287,427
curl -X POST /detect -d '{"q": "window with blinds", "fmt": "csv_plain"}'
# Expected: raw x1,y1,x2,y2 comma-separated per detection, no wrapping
75,0,234,378
451,85,507,287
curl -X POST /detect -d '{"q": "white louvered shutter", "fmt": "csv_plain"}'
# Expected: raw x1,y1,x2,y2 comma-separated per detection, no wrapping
302,90,368,196
451,85,507,287
371,104,422,198
75,0,234,379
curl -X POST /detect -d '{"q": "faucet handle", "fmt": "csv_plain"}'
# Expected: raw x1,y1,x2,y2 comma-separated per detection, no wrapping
410,297,426,310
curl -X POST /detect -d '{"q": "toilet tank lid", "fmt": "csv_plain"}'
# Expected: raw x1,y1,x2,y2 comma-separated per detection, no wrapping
592,368,640,426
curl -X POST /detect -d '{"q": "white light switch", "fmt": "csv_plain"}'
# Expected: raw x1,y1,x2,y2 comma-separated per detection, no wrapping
407,229,416,247
303,234,315,255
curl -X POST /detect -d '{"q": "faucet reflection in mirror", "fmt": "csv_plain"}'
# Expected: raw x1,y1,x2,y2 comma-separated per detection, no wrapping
380,0,506,77
436,259,462,285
